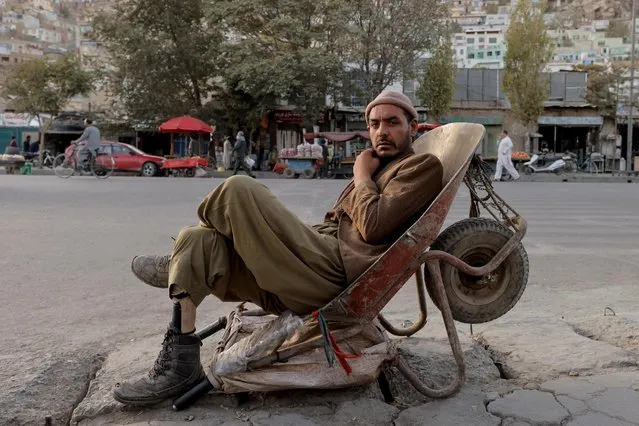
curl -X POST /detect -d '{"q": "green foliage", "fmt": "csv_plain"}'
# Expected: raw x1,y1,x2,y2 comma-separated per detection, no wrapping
573,63,627,116
1,54,94,117
92,0,221,123
504,0,554,125
340,0,451,104
213,0,348,124
416,39,456,121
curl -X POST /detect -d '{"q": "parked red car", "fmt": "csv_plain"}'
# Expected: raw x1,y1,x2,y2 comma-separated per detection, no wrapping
65,141,165,177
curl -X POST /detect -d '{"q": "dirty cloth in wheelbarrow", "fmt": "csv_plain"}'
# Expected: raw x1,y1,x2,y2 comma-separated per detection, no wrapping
204,308,393,394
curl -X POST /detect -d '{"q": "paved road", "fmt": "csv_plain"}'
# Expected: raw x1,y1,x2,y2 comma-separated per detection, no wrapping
1,175,639,425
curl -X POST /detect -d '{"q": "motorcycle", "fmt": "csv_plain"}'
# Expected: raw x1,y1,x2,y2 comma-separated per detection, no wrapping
523,153,566,174
25,150,55,168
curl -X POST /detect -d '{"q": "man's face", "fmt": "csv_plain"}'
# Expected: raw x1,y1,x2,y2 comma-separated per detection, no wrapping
368,104,417,158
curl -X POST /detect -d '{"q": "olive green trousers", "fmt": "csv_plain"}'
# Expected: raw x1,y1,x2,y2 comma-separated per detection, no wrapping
168,175,346,315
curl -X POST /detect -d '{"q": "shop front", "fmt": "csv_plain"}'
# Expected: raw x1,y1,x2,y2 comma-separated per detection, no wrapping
537,115,603,162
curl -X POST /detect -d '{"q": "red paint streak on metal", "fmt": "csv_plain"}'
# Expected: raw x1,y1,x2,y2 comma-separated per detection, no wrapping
323,166,469,322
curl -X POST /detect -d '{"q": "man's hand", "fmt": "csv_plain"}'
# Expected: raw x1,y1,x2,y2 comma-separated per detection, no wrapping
353,149,380,186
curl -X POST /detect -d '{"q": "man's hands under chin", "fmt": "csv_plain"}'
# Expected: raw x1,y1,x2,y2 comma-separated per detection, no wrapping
353,149,380,186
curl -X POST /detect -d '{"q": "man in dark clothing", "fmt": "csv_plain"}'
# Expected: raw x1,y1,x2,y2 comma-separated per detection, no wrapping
320,139,329,178
232,131,256,178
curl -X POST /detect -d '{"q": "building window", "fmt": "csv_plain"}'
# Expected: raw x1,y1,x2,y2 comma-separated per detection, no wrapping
468,53,475,59
487,51,493,56
489,37,497,44
479,37,485,42
477,52,484,59
495,51,501,56
467,38,475,44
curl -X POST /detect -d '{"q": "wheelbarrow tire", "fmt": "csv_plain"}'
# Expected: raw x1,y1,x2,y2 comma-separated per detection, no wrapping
425,218,528,324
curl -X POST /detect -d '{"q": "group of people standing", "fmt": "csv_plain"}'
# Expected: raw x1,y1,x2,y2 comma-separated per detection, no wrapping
221,131,278,178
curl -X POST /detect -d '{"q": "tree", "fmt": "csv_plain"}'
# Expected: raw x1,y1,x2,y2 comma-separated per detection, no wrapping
213,0,348,127
573,63,627,117
416,39,456,122
340,0,451,104
504,0,554,150
606,20,630,39
92,0,222,124
1,54,94,161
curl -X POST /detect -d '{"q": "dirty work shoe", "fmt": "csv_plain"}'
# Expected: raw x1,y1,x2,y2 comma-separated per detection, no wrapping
131,254,170,288
113,325,205,406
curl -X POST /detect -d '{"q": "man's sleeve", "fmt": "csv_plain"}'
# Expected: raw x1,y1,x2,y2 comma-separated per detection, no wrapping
341,154,443,244
76,128,90,142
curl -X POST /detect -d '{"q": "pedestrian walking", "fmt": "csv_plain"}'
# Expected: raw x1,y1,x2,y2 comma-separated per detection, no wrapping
494,130,520,181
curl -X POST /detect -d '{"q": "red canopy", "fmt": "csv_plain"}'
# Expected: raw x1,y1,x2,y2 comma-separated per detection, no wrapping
303,131,370,142
159,116,212,133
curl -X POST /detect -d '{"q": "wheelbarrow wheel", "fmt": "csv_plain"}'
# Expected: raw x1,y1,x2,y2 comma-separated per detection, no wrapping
425,218,528,324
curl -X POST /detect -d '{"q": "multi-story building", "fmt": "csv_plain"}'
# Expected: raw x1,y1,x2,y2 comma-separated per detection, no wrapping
454,26,506,69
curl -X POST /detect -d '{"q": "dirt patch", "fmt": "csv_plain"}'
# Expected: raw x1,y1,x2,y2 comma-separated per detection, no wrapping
567,315,639,356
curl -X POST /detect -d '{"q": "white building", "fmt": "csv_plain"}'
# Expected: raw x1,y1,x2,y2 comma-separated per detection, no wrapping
454,26,506,69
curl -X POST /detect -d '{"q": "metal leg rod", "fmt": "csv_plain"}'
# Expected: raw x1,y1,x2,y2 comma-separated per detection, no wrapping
378,267,428,336
394,260,466,399
195,317,227,340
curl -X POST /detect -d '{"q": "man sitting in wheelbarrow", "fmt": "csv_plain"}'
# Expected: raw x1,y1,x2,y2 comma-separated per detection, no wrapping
114,91,444,406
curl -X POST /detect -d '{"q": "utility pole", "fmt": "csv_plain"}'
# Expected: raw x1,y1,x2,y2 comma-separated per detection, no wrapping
627,0,637,172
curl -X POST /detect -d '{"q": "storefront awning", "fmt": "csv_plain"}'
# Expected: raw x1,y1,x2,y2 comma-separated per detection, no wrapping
537,116,603,127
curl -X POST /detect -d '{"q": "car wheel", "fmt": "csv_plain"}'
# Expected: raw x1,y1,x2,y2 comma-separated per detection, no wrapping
141,162,158,177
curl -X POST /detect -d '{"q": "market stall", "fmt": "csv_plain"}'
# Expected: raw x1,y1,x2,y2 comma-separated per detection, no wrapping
158,116,213,177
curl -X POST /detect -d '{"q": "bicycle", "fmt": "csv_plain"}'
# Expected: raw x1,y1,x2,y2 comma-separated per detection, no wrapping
53,144,115,179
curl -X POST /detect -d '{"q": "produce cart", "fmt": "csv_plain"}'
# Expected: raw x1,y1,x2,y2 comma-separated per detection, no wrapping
0,155,26,174
161,156,208,177
278,157,322,179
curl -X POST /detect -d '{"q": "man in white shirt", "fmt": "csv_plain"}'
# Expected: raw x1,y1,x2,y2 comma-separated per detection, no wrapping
494,130,520,181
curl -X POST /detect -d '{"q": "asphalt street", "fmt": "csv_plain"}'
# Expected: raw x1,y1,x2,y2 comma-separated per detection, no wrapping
2,175,639,424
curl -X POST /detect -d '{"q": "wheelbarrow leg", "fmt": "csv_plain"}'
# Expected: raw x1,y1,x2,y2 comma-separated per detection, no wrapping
172,377,214,411
378,267,428,337
394,260,466,399
172,317,228,410
195,317,227,340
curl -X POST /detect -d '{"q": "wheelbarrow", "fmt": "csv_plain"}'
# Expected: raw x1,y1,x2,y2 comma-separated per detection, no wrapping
171,123,528,409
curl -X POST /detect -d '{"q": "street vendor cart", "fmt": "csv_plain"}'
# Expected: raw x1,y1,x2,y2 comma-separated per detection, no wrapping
161,156,209,177
0,154,26,174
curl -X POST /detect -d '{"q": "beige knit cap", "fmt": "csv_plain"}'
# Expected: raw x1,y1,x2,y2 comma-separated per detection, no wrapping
365,90,419,123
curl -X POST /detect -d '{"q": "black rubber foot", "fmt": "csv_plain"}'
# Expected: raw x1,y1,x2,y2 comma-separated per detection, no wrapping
377,371,394,403
172,378,214,411
235,392,250,406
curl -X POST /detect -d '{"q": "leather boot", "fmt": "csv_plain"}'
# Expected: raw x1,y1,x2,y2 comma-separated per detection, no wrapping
131,254,170,288
113,325,205,406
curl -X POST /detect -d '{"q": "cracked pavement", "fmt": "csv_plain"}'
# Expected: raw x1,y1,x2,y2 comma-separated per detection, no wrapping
1,176,639,425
